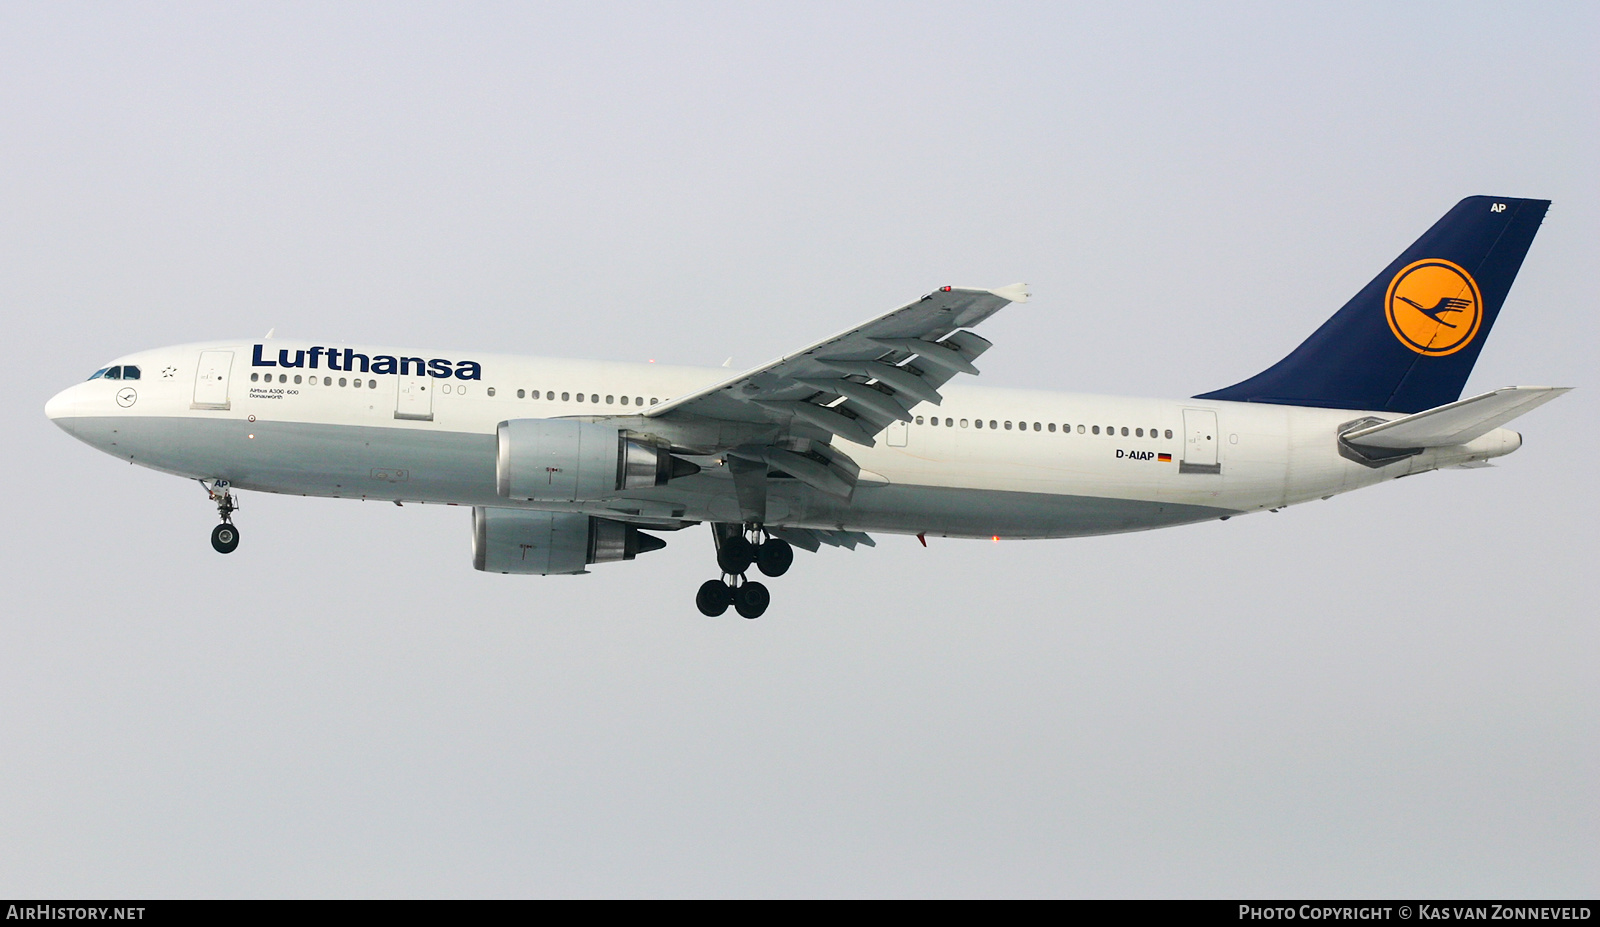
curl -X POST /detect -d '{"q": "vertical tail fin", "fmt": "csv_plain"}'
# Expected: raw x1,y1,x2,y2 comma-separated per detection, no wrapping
1196,196,1549,414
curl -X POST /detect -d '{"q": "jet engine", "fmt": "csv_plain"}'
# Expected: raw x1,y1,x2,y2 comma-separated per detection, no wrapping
472,507,667,575
496,419,699,502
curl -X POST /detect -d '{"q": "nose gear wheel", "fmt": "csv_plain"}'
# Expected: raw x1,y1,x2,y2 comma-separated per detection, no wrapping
211,523,240,554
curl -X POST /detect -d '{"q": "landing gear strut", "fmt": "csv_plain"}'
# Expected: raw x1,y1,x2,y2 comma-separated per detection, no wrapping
698,524,792,618
202,479,240,554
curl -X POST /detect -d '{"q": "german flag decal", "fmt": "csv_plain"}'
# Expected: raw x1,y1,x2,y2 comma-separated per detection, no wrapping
1158,453,1172,462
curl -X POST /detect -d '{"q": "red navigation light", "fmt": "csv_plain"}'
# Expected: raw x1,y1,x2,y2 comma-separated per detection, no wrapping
941,286,952,292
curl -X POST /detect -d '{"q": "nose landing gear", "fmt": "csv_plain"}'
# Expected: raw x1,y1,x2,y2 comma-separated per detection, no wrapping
202,479,240,554
698,524,792,618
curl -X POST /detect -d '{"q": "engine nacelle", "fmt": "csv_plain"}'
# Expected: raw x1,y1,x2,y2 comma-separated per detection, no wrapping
496,419,698,502
472,507,667,575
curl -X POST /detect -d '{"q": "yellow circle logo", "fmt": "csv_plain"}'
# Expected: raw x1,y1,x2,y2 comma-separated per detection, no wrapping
1385,258,1482,356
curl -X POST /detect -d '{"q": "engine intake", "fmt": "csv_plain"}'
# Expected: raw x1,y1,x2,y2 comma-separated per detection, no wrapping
496,419,698,502
472,507,668,575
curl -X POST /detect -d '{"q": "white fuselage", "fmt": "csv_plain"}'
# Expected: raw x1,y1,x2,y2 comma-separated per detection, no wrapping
45,340,1523,539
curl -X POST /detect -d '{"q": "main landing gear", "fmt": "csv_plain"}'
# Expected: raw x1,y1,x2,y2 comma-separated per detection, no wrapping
202,479,240,554
697,524,793,619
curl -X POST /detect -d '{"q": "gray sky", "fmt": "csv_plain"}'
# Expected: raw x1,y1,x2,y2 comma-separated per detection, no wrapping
2,2,1595,898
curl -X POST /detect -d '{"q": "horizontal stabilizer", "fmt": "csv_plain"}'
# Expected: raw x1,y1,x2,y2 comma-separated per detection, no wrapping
1341,386,1570,449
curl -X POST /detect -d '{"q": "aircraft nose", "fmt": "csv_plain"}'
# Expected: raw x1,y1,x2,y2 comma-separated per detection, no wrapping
45,385,81,432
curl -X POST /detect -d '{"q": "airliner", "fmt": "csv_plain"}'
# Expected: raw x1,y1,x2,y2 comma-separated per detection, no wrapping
45,196,1568,618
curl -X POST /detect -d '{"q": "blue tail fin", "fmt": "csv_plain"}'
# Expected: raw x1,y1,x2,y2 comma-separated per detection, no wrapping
1196,196,1549,414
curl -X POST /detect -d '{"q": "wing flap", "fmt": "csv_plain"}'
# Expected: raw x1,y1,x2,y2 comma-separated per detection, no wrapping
644,284,1027,447
1342,386,1571,449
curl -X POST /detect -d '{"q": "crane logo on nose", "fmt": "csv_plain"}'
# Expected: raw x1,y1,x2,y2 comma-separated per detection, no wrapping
1385,259,1482,356
116,387,138,408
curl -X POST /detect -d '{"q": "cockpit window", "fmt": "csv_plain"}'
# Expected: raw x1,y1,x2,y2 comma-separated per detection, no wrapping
89,365,140,380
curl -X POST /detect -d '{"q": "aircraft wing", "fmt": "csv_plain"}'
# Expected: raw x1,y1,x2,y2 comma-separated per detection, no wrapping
1341,386,1571,449
645,283,1029,448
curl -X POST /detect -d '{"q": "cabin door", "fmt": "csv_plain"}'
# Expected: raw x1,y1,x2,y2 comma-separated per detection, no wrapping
395,375,434,421
1180,408,1221,474
192,351,233,410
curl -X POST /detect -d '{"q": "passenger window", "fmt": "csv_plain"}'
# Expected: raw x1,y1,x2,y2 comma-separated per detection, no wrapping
590,394,598,403
1121,427,1128,436
562,392,571,401
989,420,997,429
1033,422,1040,431
368,380,376,389
636,397,644,406
487,387,496,397
960,419,968,428
250,372,259,382
915,416,924,425
339,377,347,387
650,398,659,405
606,395,614,404
293,375,302,384
1004,421,1012,430
1165,429,1173,439
1092,426,1100,435
121,366,141,380
517,389,525,398
621,396,629,405
576,393,585,402
1048,423,1056,432
975,419,983,429
1136,428,1144,437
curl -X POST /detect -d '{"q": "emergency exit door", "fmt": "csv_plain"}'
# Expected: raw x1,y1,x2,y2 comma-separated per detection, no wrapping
1180,408,1221,474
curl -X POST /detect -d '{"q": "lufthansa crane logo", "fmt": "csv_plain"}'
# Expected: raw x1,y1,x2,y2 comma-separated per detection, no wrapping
1385,258,1483,356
